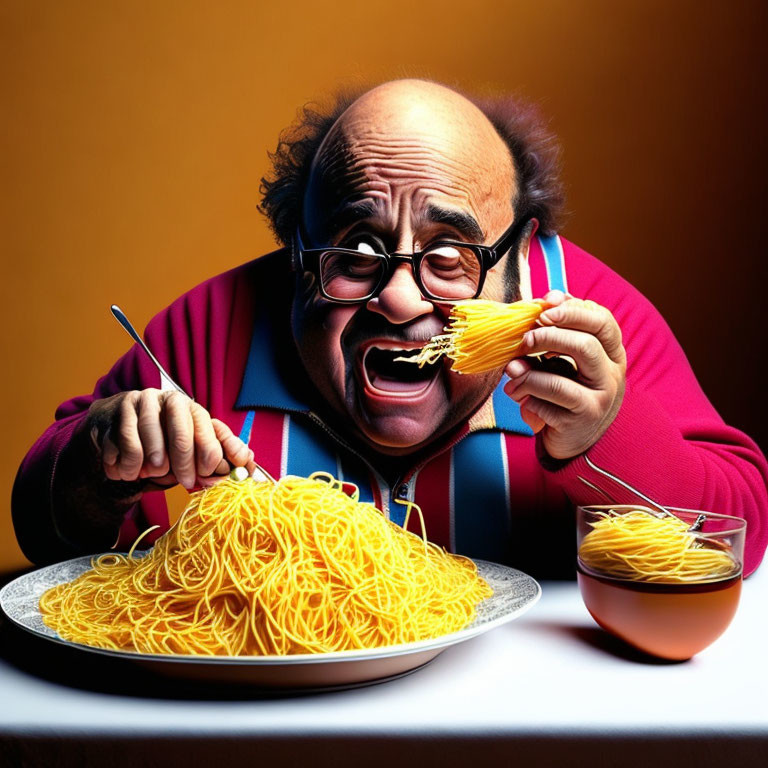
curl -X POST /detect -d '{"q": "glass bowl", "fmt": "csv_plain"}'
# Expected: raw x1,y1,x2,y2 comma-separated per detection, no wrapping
576,505,746,661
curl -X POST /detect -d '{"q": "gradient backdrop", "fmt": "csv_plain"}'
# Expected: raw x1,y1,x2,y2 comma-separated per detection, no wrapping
2,0,766,571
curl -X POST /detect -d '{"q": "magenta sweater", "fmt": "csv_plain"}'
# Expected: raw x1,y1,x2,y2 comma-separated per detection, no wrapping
12,236,768,576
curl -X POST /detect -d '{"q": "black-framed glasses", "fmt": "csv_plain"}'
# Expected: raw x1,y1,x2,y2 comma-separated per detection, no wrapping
293,215,532,303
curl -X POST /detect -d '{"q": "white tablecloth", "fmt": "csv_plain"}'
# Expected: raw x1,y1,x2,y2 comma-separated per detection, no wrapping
1,563,766,767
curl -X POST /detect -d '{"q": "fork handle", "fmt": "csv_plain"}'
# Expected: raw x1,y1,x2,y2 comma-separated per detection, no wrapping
110,305,189,397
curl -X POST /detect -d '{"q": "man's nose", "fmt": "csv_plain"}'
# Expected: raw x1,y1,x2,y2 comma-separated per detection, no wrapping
366,263,434,324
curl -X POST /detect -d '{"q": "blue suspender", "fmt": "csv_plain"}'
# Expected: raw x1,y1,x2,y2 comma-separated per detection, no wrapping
284,416,338,478
238,410,256,444
451,432,511,561
538,234,568,294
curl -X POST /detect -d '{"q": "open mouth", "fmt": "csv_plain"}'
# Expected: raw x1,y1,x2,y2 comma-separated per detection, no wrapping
361,343,441,396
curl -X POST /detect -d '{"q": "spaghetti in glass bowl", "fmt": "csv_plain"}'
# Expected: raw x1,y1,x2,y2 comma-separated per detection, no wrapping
576,505,746,661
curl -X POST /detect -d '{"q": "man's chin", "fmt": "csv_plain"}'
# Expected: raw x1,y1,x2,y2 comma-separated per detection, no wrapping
353,415,443,455
346,372,452,455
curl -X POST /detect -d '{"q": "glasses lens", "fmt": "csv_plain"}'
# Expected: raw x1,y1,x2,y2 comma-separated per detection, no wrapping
320,250,384,300
420,245,482,300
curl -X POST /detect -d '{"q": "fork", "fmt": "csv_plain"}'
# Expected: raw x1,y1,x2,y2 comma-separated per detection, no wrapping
577,455,705,531
109,304,274,484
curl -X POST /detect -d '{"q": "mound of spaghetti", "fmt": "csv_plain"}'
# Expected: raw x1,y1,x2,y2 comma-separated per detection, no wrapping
578,509,740,583
39,473,492,656
399,299,546,374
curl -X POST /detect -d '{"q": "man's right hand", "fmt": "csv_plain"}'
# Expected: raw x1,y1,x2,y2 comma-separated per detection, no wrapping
86,389,254,491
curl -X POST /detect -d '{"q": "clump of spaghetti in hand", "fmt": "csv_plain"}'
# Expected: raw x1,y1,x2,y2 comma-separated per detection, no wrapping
39,474,492,656
398,299,546,374
578,509,740,583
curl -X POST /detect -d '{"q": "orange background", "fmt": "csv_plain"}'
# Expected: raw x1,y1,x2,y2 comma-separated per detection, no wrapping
1,0,766,572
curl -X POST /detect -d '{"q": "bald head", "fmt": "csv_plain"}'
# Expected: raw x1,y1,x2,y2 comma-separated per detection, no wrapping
319,79,512,169
260,79,564,249
305,80,517,244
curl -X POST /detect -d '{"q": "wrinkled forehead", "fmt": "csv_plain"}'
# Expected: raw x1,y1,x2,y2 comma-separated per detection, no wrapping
303,97,516,242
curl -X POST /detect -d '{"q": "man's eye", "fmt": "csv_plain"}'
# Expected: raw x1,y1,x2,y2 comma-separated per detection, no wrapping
321,250,381,281
344,254,380,276
425,246,462,270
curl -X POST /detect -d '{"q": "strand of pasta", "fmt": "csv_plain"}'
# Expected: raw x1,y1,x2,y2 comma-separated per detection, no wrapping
397,299,546,374
578,509,739,583
40,473,492,656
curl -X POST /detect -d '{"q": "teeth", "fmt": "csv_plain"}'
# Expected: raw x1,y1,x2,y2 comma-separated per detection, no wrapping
371,345,422,352
359,341,438,397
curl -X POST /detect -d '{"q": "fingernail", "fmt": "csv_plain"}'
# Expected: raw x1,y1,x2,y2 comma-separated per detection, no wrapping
507,359,527,378
148,452,163,468
541,309,560,324
523,331,534,346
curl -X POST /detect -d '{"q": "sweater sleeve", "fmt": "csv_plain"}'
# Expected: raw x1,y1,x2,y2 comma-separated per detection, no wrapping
12,258,262,565
545,240,768,576
11,343,164,565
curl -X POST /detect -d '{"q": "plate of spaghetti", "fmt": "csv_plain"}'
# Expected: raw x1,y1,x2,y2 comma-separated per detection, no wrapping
1,472,540,689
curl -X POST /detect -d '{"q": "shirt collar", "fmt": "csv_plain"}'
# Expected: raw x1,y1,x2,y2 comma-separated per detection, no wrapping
235,300,311,413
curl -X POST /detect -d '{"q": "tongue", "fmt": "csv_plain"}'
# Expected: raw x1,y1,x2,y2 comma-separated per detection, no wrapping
369,373,431,393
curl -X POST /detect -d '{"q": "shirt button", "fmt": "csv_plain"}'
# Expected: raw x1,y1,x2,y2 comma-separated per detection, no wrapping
396,484,409,499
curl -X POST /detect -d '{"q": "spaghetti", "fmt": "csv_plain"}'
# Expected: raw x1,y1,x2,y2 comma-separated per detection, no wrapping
578,508,739,583
398,299,546,374
39,473,492,656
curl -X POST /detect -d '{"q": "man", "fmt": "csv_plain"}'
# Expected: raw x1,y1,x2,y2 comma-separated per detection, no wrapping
12,80,768,577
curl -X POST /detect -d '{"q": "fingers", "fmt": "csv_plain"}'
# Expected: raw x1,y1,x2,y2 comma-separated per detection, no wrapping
520,326,608,383
520,396,572,435
107,391,144,482
537,298,625,364
101,433,120,476
518,396,546,434
164,392,196,489
504,365,585,411
500,295,627,460
94,388,252,490
540,289,569,308
212,418,255,471
136,389,167,473
191,403,224,477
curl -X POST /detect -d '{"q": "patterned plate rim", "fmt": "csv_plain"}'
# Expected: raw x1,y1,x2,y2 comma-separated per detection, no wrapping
0,556,541,666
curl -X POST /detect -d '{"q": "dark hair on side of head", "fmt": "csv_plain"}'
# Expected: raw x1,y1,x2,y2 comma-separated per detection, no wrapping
259,85,566,247
472,95,566,236
258,89,365,247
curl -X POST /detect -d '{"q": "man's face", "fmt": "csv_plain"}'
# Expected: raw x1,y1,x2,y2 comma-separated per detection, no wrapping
291,81,520,455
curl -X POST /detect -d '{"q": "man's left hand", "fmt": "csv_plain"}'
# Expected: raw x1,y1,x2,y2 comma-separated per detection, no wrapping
503,290,627,460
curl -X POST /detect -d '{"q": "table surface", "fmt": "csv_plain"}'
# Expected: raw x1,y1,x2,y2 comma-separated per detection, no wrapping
1,561,766,767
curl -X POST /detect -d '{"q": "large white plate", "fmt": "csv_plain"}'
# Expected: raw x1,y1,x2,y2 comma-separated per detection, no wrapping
0,556,540,690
